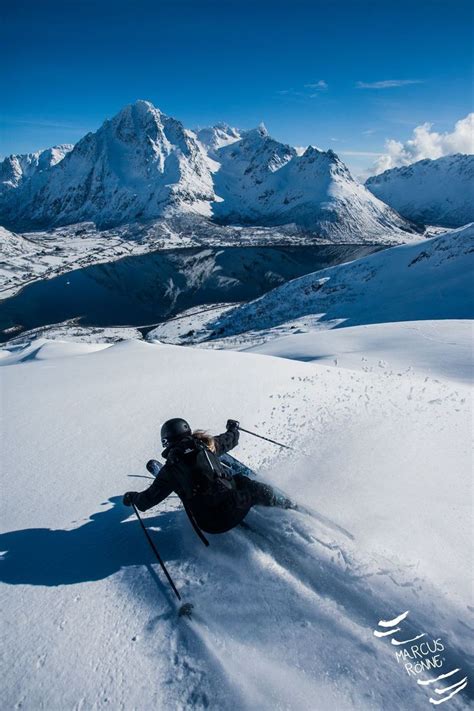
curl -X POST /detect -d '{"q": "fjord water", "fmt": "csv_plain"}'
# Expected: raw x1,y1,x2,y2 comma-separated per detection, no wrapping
0,245,380,341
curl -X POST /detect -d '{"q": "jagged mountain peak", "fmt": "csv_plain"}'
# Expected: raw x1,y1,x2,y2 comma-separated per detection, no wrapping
100,100,194,154
296,147,352,182
229,126,296,170
300,146,343,165
120,98,156,113
241,122,271,143
302,145,323,157
196,123,241,153
109,100,167,131
109,99,171,127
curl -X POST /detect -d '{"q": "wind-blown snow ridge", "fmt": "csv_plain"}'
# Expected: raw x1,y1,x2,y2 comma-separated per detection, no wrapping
366,154,474,227
0,100,416,241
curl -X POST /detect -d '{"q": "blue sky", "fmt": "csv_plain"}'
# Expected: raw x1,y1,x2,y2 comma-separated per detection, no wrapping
1,0,473,175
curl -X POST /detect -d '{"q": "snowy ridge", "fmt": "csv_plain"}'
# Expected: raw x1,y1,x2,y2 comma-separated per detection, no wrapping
1,337,472,709
0,144,73,193
195,123,241,154
0,100,416,241
182,225,474,345
366,154,474,228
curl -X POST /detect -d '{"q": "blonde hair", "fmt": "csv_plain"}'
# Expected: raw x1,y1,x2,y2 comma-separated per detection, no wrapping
193,430,216,452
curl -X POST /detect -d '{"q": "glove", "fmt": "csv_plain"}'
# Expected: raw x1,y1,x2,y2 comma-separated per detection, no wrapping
123,491,138,507
226,419,240,432
146,459,161,476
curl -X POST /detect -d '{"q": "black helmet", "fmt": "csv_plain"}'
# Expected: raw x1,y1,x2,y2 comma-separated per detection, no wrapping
160,418,191,447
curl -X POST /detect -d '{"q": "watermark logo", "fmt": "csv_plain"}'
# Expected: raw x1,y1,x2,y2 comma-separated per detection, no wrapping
373,610,469,705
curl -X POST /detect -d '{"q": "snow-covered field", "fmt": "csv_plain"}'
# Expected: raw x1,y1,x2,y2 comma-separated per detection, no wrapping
247,320,473,383
1,323,472,709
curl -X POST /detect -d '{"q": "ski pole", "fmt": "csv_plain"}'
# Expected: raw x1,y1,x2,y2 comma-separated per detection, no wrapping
131,503,181,601
238,425,296,451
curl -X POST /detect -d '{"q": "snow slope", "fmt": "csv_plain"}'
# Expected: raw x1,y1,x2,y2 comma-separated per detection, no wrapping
0,225,37,262
0,100,416,241
188,225,473,345
1,337,472,709
246,320,473,384
366,154,474,228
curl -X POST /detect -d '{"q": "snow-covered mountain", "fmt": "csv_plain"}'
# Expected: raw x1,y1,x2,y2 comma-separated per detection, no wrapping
366,154,474,227
157,225,473,345
0,144,72,194
195,122,241,154
0,101,215,230
212,125,413,239
0,100,416,241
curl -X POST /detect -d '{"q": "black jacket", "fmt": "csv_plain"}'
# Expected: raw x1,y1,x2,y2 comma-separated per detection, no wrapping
134,430,240,517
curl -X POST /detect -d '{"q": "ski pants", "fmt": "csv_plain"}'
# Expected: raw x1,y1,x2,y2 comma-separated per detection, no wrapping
232,474,278,507
191,475,280,533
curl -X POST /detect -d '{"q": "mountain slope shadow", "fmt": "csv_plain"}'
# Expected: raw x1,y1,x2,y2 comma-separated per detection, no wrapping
0,496,188,587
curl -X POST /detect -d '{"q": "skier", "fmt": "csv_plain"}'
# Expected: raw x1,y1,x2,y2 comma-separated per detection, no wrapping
122,418,293,535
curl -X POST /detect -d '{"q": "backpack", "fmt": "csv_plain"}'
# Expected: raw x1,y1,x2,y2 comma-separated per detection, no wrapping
167,436,234,501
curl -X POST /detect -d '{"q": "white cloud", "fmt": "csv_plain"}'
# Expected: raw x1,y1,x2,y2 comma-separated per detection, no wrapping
372,113,474,174
356,79,423,89
305,80,328,91
277,81,328,100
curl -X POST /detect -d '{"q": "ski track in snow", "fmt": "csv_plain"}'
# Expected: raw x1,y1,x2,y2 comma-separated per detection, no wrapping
1,337,472,710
